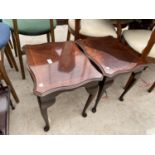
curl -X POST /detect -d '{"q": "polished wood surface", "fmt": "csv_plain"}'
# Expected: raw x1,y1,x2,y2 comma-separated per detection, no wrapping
77,36,148,78
24,41,103,131
24,41,102,97
76,36,149,112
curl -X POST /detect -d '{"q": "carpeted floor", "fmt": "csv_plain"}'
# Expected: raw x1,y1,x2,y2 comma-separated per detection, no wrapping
6,25,155,134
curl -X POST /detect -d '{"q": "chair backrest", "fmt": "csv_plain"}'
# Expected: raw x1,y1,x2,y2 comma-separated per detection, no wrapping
74,19,81,40
74,19,122,40
141,29,155,59
12,19,55,50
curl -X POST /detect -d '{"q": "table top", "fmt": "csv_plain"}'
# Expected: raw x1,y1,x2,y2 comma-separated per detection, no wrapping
77,36,147,77
24,41,102,96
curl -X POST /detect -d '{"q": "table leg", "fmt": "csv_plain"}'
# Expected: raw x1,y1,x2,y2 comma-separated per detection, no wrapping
82,84,98,117
148,81,155,93
37,96,56,132
119,71,143,101
92,77,113,113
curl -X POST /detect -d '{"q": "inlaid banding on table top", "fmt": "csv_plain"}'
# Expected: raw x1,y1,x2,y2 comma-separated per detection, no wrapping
76,36,148,77
23,41,103,96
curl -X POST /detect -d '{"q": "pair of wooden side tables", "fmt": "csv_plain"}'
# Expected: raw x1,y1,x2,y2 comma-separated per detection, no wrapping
23,36,148,131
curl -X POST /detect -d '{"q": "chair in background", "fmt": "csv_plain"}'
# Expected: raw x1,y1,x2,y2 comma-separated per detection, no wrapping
3,19,57,79
67,19,122,40
119,29,155,101
0,23,19,103
56,19,68,25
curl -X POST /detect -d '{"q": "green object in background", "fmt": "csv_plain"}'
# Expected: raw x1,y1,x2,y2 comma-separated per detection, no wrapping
3,19,57,36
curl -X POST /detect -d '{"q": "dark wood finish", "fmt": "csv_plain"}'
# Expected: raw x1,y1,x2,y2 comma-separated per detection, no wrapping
119,71,143,101
116,20,122,40
111,19,133,29
50,20,55,42
92,77,114,113
77,37,147,77
68,19,90,40
24,41,102,96
67,30,71,41
76,36,148,112
24,41,102,131
56,19,68,25
148,81,155,93
46,33,50,43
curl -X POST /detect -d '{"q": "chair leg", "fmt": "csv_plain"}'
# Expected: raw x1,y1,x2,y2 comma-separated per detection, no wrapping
11,32,18,57
119,71,143,101
148,81,155,93
0,61,19,103
67,30,71,41
10,99,15,110
4,47,13,69
9,40,13,49
5,44,19,72
46,33,50,43
13,34,25,79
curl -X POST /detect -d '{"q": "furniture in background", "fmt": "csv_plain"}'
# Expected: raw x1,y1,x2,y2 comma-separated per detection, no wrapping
0,23,19,103
0,84,13,135
119,29,155,97
110,19,133,28
56,19,68,25
128,19,154,30
23,41,102,131
67,19,121,40
76,36,149,112
3,19,57,79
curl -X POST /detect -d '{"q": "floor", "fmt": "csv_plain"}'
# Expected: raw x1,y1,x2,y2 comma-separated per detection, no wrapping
6,25,155,134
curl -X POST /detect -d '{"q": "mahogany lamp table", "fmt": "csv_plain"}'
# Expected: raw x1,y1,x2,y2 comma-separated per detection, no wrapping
77,36,148,113
24,41,102,131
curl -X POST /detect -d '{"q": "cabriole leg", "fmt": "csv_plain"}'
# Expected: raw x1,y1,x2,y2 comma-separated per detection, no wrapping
37,96,56,132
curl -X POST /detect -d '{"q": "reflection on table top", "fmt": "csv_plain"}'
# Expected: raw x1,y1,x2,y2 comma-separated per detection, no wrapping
77,36,147,77
24,41,102,96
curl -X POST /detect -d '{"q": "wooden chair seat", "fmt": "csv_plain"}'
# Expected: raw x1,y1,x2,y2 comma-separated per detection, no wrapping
123,30,155,58
68,19,117,38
